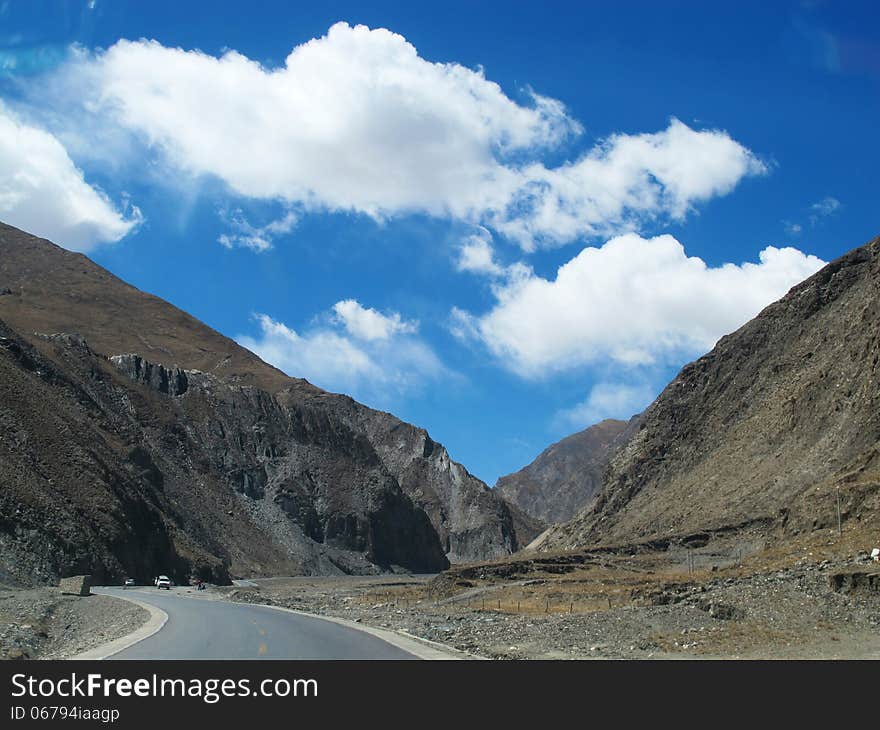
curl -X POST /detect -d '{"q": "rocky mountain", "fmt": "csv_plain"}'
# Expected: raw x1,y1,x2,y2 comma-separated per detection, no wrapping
0,222,532,585
495,419,631,525
539,235,880,551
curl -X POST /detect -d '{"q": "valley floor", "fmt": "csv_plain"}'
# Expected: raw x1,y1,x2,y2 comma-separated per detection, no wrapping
2,527,877,661
218,529,880,659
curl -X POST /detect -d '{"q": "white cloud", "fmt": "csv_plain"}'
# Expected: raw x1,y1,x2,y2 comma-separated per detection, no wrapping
331,299,417,341
491,118,767,249
0,104,140,250
556,381,656,430
454,233,826,377
239,314,379,382
455,227,504,276
217,208,298,252
50,23,764,250
84,24,572,224
809,196,841,226
237,301,445,402
784,196,841,236
810,197,840,216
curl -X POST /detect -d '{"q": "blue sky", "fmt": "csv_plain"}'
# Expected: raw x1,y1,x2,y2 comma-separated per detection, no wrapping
0,1,878,485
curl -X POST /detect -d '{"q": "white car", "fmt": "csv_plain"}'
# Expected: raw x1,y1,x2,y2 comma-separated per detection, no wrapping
123,577,135,587
155,575,173,589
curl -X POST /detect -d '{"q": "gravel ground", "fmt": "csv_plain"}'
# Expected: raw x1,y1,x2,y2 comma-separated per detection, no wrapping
0,586,149,660
216,557,880,659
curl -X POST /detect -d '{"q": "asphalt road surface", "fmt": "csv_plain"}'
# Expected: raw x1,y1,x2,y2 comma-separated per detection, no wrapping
94,587,417,660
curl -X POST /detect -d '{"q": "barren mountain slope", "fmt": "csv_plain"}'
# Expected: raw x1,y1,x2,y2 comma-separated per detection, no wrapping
542,235,880,550
0,317,450,584
495,418,631,525
0,224,293,393
0,222,526,580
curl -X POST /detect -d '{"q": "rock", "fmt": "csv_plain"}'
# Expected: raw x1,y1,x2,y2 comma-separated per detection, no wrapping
59,575,92,596
827,570,880,594
697,600,744,621
110,353,189,396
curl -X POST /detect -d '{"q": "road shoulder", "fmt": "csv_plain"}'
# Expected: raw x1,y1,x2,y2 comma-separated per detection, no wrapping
69,590,168,660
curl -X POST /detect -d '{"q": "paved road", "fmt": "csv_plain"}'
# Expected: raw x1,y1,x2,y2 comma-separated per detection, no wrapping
94,587,417,660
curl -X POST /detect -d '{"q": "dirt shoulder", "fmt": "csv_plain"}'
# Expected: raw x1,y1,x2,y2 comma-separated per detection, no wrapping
215,532,880,659
0,586,149,660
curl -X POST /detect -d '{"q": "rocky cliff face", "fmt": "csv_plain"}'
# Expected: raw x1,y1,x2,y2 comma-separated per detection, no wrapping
0,324,214,586
0,222,527,584
541,235,880,551
495,419,631,525
0,319,448,585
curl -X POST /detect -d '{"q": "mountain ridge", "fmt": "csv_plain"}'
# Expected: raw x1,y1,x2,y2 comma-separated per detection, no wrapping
495,418,632,525
0,222,535,584
539,234,880,552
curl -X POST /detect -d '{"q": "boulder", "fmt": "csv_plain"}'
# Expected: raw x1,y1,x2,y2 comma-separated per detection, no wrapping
828,569,880,594
59,575,92,596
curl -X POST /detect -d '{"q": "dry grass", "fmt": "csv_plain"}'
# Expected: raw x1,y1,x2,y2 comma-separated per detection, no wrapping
362,522,879,621
648,621,801,657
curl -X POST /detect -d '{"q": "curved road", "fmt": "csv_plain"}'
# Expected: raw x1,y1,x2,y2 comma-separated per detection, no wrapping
94,587,417,660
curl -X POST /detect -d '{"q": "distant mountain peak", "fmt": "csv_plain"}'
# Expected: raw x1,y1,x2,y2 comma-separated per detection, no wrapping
495,417,632,525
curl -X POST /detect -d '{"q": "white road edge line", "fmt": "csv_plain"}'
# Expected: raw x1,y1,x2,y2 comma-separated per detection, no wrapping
66,593,168,660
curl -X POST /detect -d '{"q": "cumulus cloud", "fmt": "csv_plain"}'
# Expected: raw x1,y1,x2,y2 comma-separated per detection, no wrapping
0,105,140,250
49,22,764,250
237,301,445,402
455,227,505,276
492,119,767,249
454,233,826,377
555,381,656,430
332,299,417,341
217,208,298,252
84,24,571,222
